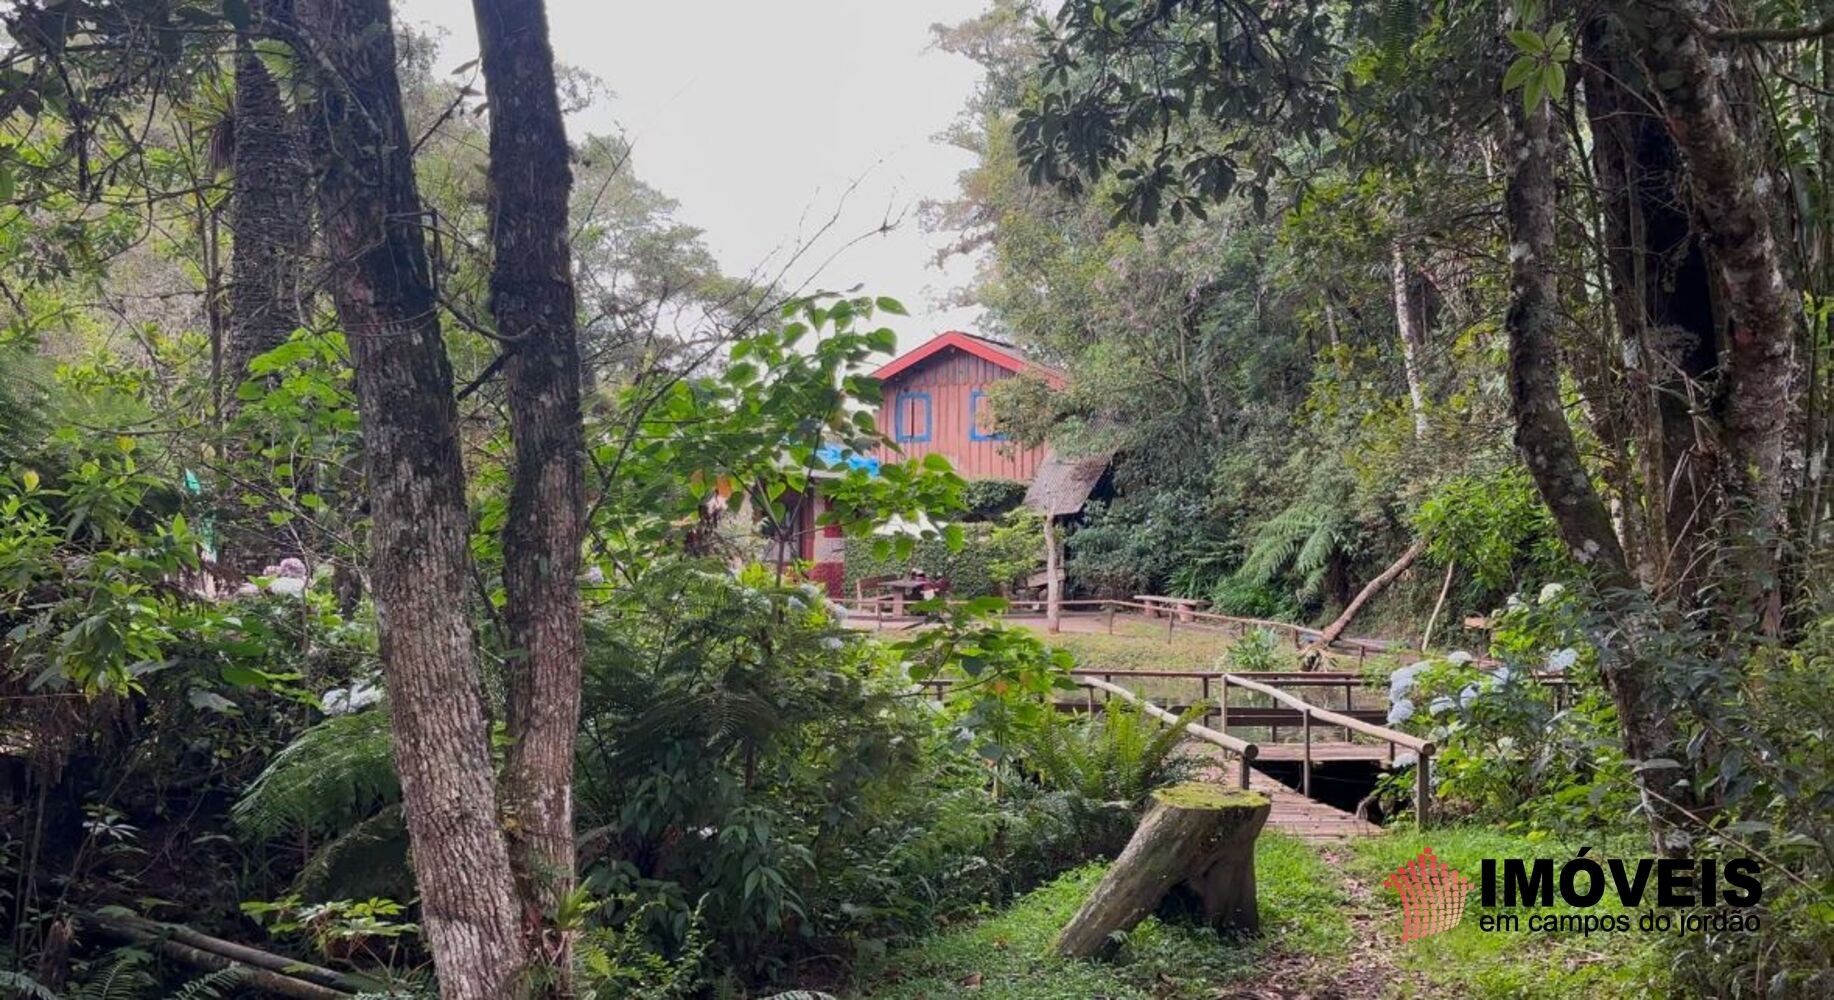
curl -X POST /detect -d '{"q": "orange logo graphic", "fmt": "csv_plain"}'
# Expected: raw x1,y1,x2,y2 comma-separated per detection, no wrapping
1383,847,1472,941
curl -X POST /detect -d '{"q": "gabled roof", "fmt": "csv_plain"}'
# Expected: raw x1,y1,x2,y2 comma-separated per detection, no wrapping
871,331,1066,387
1025,449,1113,517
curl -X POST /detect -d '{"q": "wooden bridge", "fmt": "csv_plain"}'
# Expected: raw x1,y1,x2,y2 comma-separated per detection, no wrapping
863,596,1563,840
1074,670,1423,841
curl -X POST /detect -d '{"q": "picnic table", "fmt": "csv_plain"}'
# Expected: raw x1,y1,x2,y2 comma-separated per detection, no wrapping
1134,594,1208,622
878,577,930,616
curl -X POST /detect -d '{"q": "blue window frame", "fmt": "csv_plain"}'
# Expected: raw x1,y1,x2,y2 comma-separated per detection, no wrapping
894,391,931,443
969,388,1006,441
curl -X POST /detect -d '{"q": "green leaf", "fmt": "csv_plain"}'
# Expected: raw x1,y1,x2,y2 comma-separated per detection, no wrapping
1507,29,1545,55
0,165,14,203
874,296,908,316
1502,55,1538,93
1544,62,1566,102
222,664,268,687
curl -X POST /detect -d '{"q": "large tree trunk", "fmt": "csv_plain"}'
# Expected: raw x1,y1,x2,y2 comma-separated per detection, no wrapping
224,0,308,390
1578,13,1723,602
1055,785,1269,958
296,0,525,994
219,0,311,576
1501,43,1693,855
1390,240,1430,440
1617,0,1800,634
472,0,588,975
1303,538,1424,660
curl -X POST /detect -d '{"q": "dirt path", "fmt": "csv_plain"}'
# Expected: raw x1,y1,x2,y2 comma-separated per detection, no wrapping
1216,845,1424,1000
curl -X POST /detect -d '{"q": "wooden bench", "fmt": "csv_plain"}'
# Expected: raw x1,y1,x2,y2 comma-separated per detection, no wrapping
1134,594,1208,622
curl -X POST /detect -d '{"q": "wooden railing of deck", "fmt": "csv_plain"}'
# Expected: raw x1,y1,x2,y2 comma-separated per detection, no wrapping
838,594,1410,666
1077,675,1260,791
1220,672,1435,829
915,671,1262,790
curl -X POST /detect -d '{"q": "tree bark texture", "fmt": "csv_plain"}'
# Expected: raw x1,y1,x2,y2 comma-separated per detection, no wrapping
225,0,309,390
1390,240,1430,440
472,0,588,972
1044,514,1062,633
1502,50,1692,854
220,0,312,575
1055,785,1270,958
1579,14,1727,601
1616,0,1799,632
296,0,526,994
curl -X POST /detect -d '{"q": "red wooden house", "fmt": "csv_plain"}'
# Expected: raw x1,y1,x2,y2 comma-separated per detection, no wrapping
870,330,1065,480
766,332,1081,598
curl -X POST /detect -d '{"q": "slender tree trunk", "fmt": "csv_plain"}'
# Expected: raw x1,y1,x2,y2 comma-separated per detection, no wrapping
472,0,587,978
1501,44,1693,854
1044,515,1062,633
225,0,308,391
1578,14,1722,598
220,0,311,576
1420,561,1454,652
296,0,525,994
1618,0,1800,633
1390,240,1429,439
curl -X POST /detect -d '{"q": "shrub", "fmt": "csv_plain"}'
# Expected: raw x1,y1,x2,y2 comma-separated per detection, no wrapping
1225,628,1282,671
1064,495,1205,596
1006,697,1200,857
1380,585,1633,835
843,525,1001,597
959,478,1028,521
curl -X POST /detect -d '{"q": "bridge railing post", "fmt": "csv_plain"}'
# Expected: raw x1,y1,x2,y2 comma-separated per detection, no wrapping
1301,710,1312,797
1415,747,1433,830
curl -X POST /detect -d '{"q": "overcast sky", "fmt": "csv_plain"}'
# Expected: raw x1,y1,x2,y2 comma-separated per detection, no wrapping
397,0,991,353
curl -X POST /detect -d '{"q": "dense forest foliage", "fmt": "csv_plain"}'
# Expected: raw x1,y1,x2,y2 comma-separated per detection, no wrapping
1,0,1831,997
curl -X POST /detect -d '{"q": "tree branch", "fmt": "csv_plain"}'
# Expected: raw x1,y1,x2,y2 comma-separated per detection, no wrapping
1709,14,1834,44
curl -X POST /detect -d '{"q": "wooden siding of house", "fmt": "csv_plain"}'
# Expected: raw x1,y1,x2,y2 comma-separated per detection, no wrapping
874,350,1046,481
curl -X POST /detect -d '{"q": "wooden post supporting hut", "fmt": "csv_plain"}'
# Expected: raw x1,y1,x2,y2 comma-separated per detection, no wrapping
1055,784,1271,958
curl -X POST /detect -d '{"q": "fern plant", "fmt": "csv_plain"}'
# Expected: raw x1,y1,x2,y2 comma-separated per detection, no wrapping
1233,497,1352,601
1013,697,1200,806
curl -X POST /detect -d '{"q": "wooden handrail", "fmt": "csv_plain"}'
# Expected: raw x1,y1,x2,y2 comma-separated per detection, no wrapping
1077,676,1257,791
1077,676,1258,759
1221,673,1432,753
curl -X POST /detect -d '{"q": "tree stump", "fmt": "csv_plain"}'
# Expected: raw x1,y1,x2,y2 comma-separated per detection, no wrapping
1054,784,1271,958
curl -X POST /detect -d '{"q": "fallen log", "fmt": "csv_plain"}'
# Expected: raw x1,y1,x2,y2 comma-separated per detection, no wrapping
1303,538,1425,665
81,912,359,999
1054,784,1271,958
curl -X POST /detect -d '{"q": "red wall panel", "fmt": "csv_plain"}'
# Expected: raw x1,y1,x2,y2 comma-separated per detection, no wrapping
874,350,1046,481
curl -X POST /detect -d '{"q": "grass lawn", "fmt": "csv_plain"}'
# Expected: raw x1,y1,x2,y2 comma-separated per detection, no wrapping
1034,618,1414,678
1343,827,1668,999
844,825,1671,999
844,832,1351,999
1043,619,1241,673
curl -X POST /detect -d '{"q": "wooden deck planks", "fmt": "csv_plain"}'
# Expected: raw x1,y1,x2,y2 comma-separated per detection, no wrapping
1179,744,1382,841
1250,742,1398,763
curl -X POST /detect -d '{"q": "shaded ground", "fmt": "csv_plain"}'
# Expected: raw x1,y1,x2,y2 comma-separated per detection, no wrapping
842,827,1668,999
